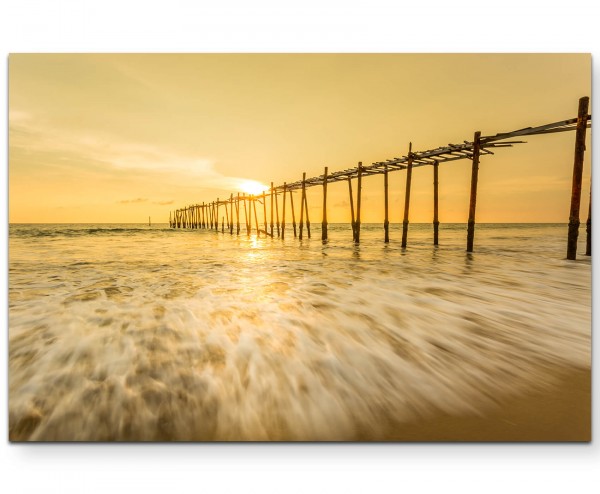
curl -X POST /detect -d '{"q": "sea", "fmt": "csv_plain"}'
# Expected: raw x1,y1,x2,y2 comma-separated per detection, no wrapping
7,222,592,441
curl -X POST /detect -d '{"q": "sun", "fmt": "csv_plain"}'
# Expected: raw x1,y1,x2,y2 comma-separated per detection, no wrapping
239,180,269,195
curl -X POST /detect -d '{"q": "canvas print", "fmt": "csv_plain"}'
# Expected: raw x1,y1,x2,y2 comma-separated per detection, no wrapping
8,54,591,441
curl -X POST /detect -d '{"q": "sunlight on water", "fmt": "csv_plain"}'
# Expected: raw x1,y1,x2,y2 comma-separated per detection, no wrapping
8,223,591,440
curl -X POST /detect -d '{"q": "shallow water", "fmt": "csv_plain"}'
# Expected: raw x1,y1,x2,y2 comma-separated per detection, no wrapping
8,223,591,440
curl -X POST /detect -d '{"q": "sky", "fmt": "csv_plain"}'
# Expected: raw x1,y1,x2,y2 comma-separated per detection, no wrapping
8,53,591,224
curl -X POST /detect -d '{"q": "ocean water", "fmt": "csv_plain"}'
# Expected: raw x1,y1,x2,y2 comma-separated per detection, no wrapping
8,222,591,441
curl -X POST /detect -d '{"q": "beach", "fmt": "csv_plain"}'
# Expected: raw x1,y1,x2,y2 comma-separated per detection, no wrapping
8,223,591,441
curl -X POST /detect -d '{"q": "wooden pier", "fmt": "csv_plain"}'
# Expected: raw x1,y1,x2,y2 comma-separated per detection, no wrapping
169,97,592,259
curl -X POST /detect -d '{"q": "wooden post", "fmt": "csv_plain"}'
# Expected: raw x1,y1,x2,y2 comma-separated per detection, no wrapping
586,188,591,256
222,217,225,233
567,96,590,260
270,182,274,237
262,193,268,235
282,183,287,239
169,211,172,228
201,203,205,228
275,187,280,237
253,196,260,236
230,194,234,234
215,199,220,232
348,177,356,241
243,194,250,235
322,166,328,242
304,181,311,239
355,162,363,243
466,132,481,253
433,160,440,246
384,164,389,243
225,201,230,232
290,189,297,237
401,144,413,249
299,173,306,240
236,193,241,234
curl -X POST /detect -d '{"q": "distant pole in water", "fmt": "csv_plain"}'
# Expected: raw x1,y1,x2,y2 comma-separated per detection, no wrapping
384,164,389,243
262,192,268,235
290,188,297,237
433,160,440,245
348,177,356,241
270,182,275,237
304,176,311,239
230,194,234,234
466,132,482,253
253,195,260,236
236,193,241,235
275,186,281,237
586,188,591,256
299,173,306,240
401,144,413,249
355,162,362,244
282,183,287,239
225,200,230,232
243,194,250,235
322,166,328,242
149,216,151,226
567,96,590,260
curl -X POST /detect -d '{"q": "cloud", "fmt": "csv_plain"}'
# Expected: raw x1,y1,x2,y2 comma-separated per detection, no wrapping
118,198,148,204
9,112,265,194
154,200,174,205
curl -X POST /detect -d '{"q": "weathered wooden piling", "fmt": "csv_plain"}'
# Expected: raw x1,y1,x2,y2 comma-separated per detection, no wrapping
225,201,230,232
236,193,241,234
433,160,440,245
222,217,225,233
401,144,413,249
270,183,275,237
262,193,268,234
322,166,328,242
230,194,234,234
253,195,260,236
466,132,482,253
304,177,311,239
567,96,590,260
299,173,306,240
384,164,389,243
348,177,356,241
290,188,297,237
355,162,363,243
215,199,220,232
275,187,280,237
243,194,250,235
282,183,287,239
586,188,591,256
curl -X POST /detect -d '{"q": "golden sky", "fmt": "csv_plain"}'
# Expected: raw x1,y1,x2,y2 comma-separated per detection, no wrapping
8,53,591,223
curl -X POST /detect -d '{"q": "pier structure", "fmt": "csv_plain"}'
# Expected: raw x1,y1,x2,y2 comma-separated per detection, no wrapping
169,97,591,259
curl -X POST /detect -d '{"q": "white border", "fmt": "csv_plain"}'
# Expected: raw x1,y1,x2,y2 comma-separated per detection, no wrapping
1,1,598,493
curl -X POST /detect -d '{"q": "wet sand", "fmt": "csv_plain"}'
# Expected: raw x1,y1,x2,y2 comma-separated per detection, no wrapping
384,366,591,442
